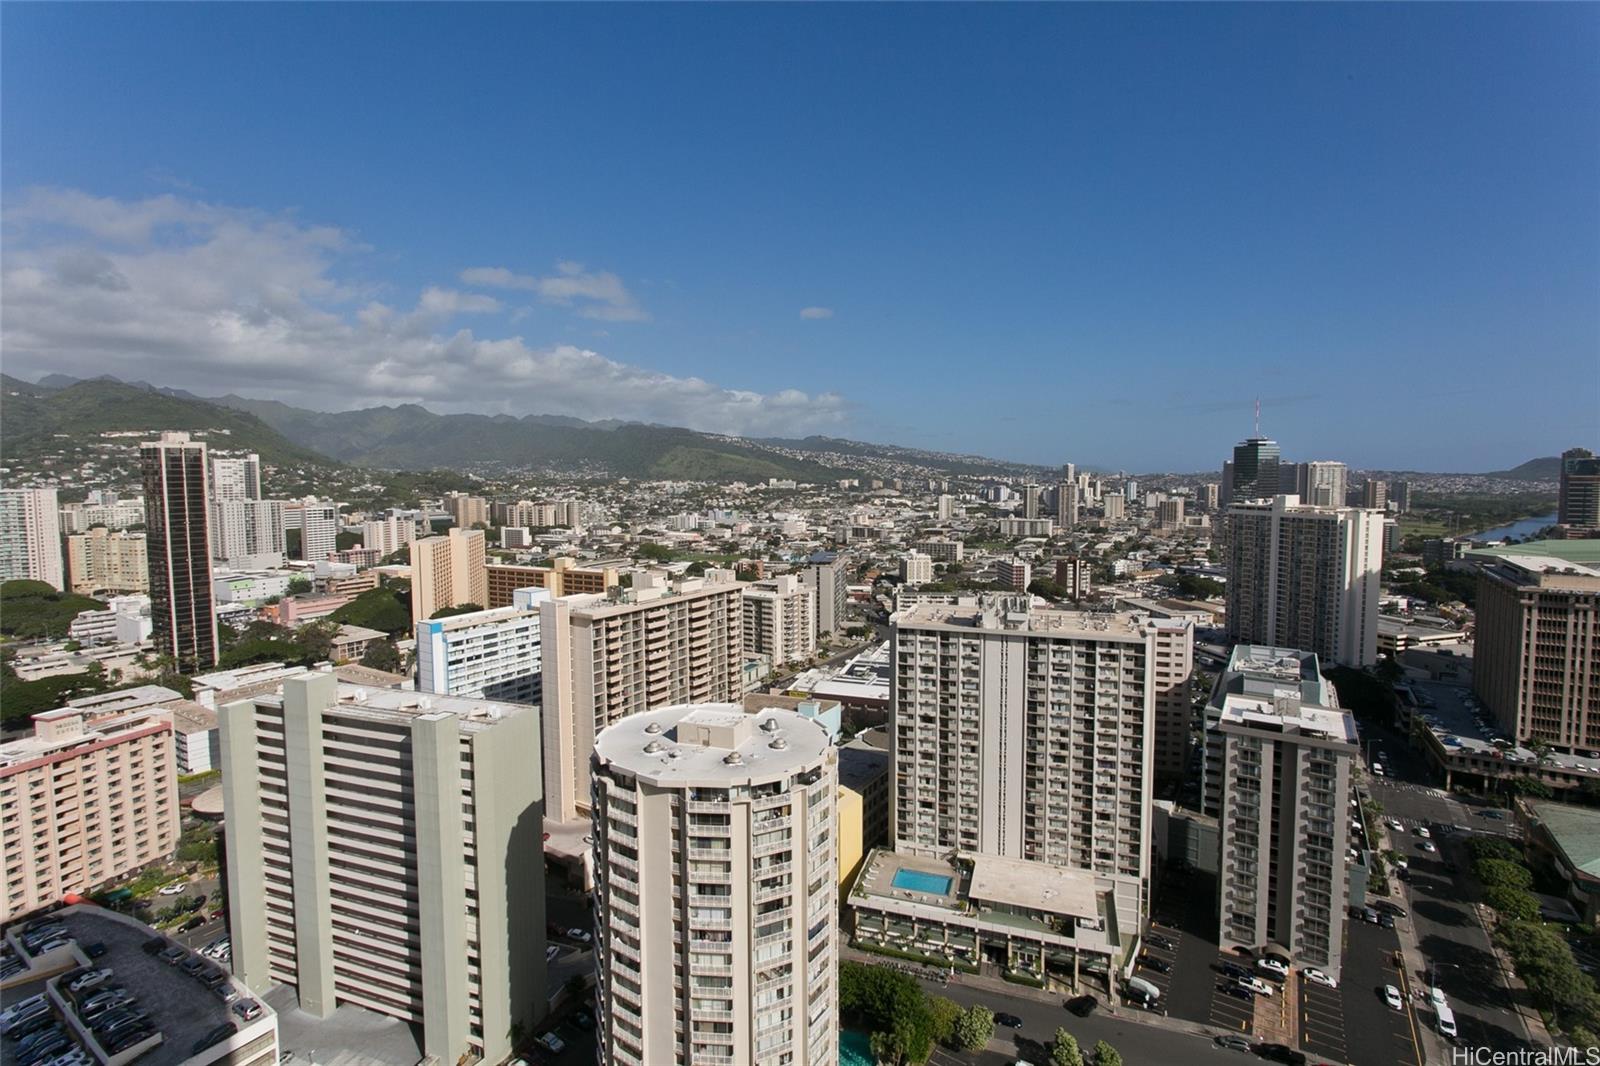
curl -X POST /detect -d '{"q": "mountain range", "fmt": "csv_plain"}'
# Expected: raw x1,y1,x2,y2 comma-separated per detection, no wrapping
2,373,1565,483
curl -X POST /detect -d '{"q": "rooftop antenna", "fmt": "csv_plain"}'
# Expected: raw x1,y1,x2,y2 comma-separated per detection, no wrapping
1254,396,1261,438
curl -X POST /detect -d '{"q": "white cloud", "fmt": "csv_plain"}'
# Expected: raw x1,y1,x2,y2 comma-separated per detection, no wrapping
1,187,847,435
461,261,649,322
799,306,834,319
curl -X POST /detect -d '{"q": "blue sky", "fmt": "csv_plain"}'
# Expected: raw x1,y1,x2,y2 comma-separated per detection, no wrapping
3,4,1595,472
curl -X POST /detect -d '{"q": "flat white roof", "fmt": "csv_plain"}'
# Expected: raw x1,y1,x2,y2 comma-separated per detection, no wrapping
964,852,1099,919
595,703,832,787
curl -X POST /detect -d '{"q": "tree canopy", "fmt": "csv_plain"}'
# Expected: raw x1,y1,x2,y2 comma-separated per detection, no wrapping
0,580,105,640
328,586,411,636
839,962,935,1064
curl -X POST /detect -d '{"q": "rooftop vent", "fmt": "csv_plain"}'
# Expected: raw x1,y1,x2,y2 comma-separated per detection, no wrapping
723,751,744,765
761,718,779,732
644,722,663,734
644,740,664,754
770,738,789,750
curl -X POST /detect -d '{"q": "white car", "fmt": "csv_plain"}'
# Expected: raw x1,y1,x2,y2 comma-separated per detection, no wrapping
1240,976,1276,996
1256,957,1289,978
158,882,189,896
1419,841,1437,853
1383,984,1404,1010
1388,819,1404,831
1303,968,1338,989
566,928,592,944
1415,826,1431,839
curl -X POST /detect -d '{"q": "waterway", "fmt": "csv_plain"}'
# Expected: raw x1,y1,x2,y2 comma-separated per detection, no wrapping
1469,512,1558,542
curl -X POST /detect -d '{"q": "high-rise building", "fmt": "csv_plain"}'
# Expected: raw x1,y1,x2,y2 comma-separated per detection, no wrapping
540,572,744,820
890,597,1162,942
1053,556,1092,600
58,497,145,534
801,552,847,637
936,494,954,521
899,552,934,587
1559,447,1600,531
1201,483,1220,511
360,513,418,558
1156,498,1185,531
485,558,618,607
283,498,339,562
1292,461,1348,509
212,499,286,564
1363,480,1388,511
995,557,1031,591
0,700,180,922
1057,480,1079,527
1148,618,1197,788
1209,646,1355,979
1225,437,1281,504
910,539,963,563
1474,548,1600,753
1022,484,1042,520
219,672,544,1066
0,487,64,591
1392,480,1413,515
410,527,488,622
141,431,218,671
416,588,549,704
65,527,149,595
1103,494,1126,521
741,575,817,668
445,492,489,530
590,704,838,1066
211,454,262,501
1226,496,1384,668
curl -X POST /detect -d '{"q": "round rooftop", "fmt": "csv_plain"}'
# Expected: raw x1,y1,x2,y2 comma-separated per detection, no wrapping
594,702,832,788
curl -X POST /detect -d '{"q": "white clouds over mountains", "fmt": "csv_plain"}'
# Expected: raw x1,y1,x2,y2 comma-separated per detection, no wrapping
1,187,847,434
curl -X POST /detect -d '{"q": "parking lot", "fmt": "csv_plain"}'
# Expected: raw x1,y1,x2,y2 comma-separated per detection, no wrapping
1297,974,1347,1062
1148,868,1258,1037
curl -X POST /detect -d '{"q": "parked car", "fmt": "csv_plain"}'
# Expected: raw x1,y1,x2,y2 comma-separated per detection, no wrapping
1215,1035,1255,1053
1139,954,1172,974
545,945,560,962
67,969,112,993
1382,984,1404,1010
1219,961,1250,980
193,1023,237,1055
180,916,206,932
1256,957,1289,979
1146,933,1175,951
537,1033,565,1054
1302,968,1337,989
995,1012,1024,1029
158,883,188,896
565,928,592,944
158,945,187,965
1254,1043,1307,1065
232,1000,262,1022
1223,983,1255,1002
1239,976,1275,996
571,1008,595,1030
84,943,107,960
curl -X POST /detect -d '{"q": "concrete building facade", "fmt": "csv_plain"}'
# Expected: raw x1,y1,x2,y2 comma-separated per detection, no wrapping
1474,550,1600,753
1210,646,1356,979
219,673,545,1066
410,527,488,623
741,576,817,669
541,573,745,821
415,588,549,704
1560,447,1600,532
66,527,149,595
0,487,65,591
589,703,838,1066
802,553,847,638
0,706,179,922
1226,495,1384,668
485,557,618,607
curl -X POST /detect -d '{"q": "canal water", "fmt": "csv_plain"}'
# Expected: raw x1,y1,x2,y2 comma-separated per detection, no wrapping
1470,512,1558,541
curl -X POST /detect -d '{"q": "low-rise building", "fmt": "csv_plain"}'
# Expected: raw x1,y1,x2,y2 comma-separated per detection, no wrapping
330,624,386,663
911,539,964,564
899,552,934,586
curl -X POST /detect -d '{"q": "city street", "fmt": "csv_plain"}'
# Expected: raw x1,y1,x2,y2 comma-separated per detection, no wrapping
1360,689,1534,1054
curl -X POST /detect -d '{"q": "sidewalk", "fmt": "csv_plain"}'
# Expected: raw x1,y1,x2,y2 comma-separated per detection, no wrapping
1470,902,1555,1049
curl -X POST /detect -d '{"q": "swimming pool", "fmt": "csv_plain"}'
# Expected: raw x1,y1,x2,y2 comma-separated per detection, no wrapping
840,1030,873,1066
891,867,953,895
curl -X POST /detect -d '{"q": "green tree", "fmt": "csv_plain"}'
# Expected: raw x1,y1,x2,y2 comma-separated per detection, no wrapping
637,543,674,563
1484,885,1540,921
839,961,934,1064
1470,836,1525,865
1476,858,1534,891
1051,1028,1085,1066
287,575,313,595
927,997,961,1047
430,602,484,620
0,580,106,639
335,530,363,551
360,640,403,673
1510,777,1555,799
950,1005,994,1051
1090,1040,1122,1066
328,586,410,636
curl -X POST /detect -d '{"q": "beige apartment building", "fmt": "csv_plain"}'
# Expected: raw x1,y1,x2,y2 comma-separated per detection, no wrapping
899,553,934,587
889,596,1163,944
1474,549,1600,753
66,527,150,595
219,671,544,1066
1226,495,1385,668
590,704,838,1066
485,557,619,607
741,576,816,669
0,705,179,921
410,526,487,622
1147,618,1196,787
1212,646,1356,979
541,572,744,821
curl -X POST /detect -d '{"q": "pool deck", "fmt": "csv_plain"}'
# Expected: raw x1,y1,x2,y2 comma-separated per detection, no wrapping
857,850,967,911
